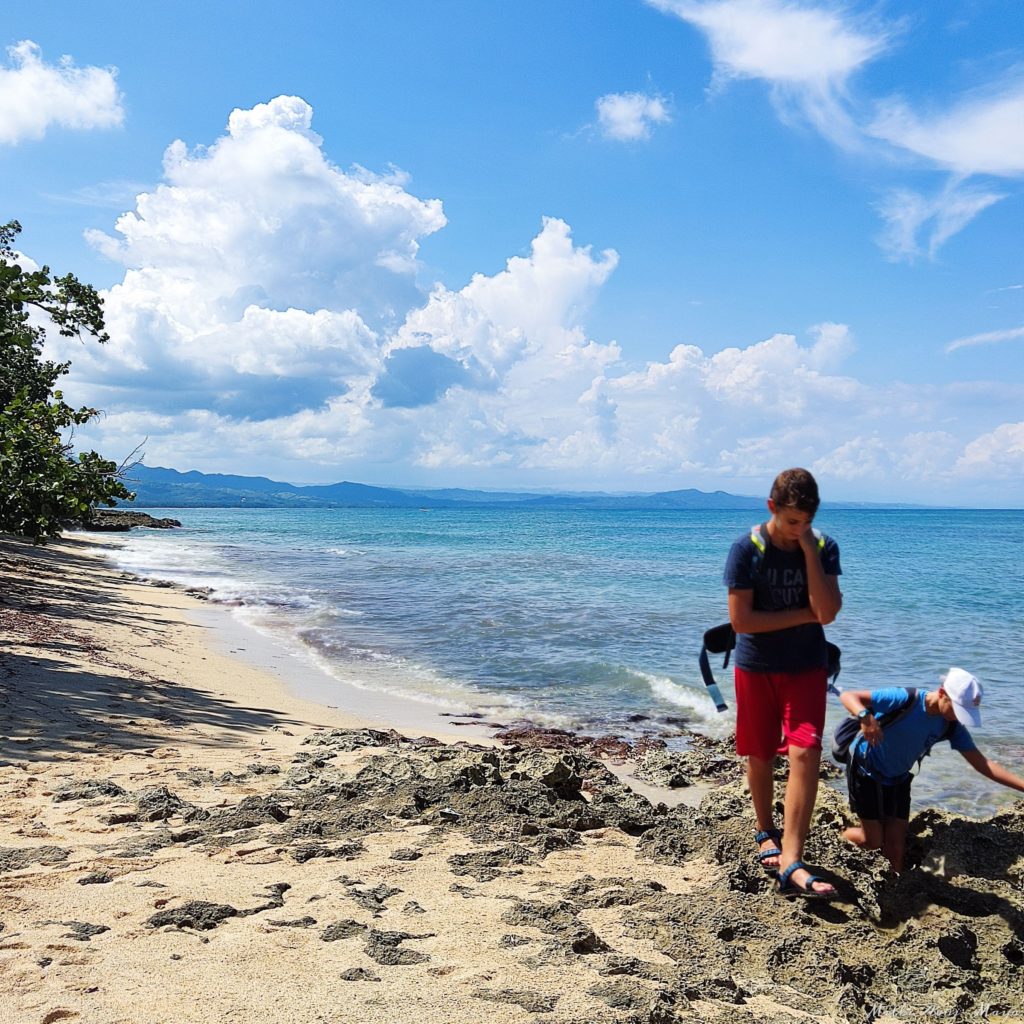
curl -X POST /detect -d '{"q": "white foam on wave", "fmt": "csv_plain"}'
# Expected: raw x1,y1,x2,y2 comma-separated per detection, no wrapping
633,669,735,738
91,530,323,615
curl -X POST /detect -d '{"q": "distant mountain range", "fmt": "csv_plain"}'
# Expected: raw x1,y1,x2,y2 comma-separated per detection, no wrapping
120,465,770,510
119,465,925,511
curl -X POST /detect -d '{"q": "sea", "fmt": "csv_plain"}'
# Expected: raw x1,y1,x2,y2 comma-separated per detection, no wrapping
87,505,1024,817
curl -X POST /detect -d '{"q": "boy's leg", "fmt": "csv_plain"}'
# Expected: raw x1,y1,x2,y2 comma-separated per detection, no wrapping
882,819,909,873
748,755,779,866
843,764,884,851
880,779,912,873
777,668,835,895
779,744,835,895
842,819,884,851
735,667,782,869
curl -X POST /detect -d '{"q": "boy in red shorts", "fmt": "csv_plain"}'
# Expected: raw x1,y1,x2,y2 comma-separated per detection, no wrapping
724,468,843,898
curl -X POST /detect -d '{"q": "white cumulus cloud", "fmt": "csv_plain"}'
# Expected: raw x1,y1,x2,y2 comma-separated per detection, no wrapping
54,96,447,419
0,40,123,145
595,91,672,141
37,94,1024,503
954,422,1024,479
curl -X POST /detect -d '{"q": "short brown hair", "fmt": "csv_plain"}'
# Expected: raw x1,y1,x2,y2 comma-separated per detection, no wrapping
770,468,820,515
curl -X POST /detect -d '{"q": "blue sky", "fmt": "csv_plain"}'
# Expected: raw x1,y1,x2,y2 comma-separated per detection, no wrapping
2,0,1022,504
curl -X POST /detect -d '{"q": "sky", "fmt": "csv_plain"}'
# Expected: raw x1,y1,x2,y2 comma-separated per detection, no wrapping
1,0,1022,506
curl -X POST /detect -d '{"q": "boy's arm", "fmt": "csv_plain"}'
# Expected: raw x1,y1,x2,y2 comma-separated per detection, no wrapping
839,689,882,747
961,749,1024,794
727,587,818,634
799,528,842,625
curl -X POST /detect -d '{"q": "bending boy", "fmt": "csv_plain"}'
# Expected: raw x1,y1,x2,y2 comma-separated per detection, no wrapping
840,667,1024,873
724,468,843,899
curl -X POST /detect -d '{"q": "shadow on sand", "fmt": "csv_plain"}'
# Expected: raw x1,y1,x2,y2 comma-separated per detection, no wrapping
0,535,307,763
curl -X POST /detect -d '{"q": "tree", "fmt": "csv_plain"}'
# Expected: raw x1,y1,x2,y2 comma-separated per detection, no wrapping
1,220,133,542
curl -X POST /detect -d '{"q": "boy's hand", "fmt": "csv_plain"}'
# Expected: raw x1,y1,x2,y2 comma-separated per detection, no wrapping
860,715,882,747
797,525,818,553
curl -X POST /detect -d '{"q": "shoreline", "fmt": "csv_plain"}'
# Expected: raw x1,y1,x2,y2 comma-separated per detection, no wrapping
2,533,1023,1023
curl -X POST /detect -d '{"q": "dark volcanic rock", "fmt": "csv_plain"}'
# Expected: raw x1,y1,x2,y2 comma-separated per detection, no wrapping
502,899,610,955
289,841,365,863
627,780,1024,1021
73,722,1024,1022
303,728,404,752
147,901,239,930
363,929,434,965
52,779,129,802
343,884,402,916
321,919,368,942
77,871,113,885
84,510,181,530
448,844,534,881
134,786,203,822
631,750,693,789
43,920,110,942
390,847,422,861
339,967,381,982
0,846,70,871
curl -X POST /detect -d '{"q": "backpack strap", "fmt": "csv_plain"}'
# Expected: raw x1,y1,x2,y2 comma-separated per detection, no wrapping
749,522,826,583
698,623,733,713
913,713,959,774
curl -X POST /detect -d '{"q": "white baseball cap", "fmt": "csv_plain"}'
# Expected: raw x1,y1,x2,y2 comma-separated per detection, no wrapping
942,667,983,728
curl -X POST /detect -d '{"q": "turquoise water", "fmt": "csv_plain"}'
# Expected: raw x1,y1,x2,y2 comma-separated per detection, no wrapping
95,506,1024,816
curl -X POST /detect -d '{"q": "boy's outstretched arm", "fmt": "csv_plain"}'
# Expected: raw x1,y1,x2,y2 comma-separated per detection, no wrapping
962,749,1024,794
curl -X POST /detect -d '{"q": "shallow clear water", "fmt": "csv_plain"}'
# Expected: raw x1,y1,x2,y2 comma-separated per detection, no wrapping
93,505,1024,816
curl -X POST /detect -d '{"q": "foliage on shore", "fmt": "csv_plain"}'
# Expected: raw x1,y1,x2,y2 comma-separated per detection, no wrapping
0,219,132,541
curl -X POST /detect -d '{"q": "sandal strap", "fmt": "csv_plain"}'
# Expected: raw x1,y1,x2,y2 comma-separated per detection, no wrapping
777,860,807,888
754,828,782,844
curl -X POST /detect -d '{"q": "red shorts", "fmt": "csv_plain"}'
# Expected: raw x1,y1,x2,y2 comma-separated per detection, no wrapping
734,666,827,760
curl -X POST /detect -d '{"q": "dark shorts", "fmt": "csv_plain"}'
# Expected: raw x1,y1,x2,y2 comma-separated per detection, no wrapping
847,764,912,821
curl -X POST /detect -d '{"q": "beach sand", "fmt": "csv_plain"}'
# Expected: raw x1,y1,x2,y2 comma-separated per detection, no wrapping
2,536,1023,1024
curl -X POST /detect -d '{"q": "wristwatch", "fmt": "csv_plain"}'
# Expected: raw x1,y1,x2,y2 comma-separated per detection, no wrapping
857,708,873,721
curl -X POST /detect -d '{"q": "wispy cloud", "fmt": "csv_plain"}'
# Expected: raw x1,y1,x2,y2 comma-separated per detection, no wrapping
0,40,123,145
647,0,891,148
595,91,671,141
43,180,152,209
869,80,1024,178
647,1,1024,258
875,181,1006,261
946,326,1024,354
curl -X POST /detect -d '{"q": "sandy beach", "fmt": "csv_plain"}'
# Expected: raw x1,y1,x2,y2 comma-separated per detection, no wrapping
2,535,1023,1024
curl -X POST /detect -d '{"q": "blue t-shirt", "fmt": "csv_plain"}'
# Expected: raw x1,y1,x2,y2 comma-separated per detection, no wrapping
852,687,977,784
723,524,841,673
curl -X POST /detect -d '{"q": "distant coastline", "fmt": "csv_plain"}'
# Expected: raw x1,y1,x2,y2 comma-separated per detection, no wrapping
121,463,943,511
